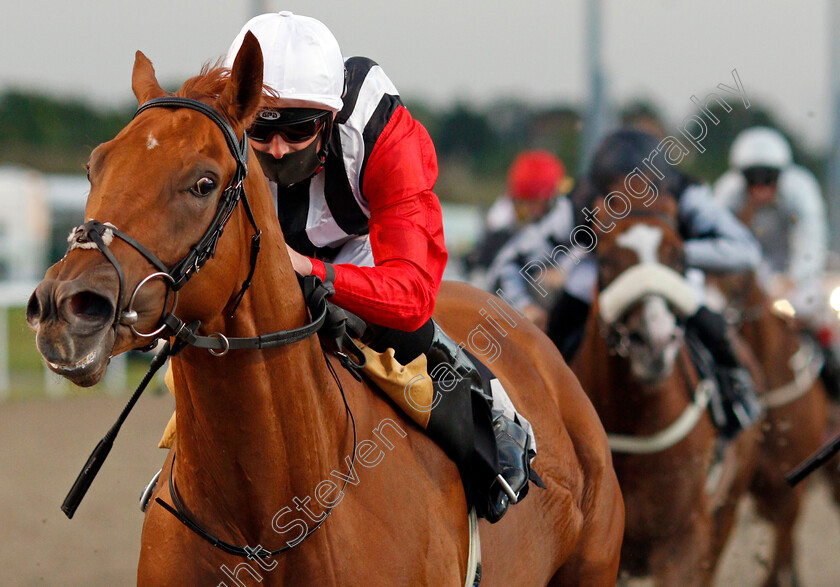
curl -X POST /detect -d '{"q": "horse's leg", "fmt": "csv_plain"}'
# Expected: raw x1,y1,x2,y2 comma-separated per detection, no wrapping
546,462,624,586
646,518,716,587
823,405,840,507
708,424,762,566
752,481,804,587
750,387,829,586
826,459,840,507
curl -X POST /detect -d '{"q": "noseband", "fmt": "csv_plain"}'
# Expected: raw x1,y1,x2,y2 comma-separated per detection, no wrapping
597,263,696,356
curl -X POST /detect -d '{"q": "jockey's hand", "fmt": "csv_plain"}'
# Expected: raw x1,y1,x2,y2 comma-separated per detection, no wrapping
523,303,548,332
768,274,797,300
286,244,313,276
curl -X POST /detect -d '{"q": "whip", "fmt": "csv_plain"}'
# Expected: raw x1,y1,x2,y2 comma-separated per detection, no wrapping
61,341,171,518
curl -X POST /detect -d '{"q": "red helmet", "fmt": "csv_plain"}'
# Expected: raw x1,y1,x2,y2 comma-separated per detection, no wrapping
507,150,565,200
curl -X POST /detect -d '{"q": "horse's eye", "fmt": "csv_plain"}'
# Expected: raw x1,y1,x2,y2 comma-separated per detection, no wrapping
190,177,216,197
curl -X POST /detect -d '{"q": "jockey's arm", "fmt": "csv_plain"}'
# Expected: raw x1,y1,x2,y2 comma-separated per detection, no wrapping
678,183,762,273
306,106,448,332
711,170,747,213
781,167,828,292
486,199,578,312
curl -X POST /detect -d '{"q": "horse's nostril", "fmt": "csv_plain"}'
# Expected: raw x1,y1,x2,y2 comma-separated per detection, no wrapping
68,291,114,323
26,291,42,326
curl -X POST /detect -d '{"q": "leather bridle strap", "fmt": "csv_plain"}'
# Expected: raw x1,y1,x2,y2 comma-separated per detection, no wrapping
70,97,335,353
133,97,259,297
161,276,331,354
135,97,248,170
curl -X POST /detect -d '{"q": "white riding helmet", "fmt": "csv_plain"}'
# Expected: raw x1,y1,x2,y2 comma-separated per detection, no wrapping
729,126,793,171
224,11,345,112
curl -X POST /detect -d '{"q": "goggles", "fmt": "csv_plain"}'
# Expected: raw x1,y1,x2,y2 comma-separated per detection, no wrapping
742,166,780,186
248,108,331,144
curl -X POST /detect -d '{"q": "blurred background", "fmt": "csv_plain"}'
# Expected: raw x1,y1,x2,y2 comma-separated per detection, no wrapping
3,1,840,585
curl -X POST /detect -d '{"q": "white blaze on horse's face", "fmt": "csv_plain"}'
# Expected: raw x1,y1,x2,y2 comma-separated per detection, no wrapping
616,224,663,264
146,133,159,150
622,295,682,383
616,224,683,383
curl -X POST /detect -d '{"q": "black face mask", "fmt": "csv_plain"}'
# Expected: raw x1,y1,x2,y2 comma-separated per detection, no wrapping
254,133,325,187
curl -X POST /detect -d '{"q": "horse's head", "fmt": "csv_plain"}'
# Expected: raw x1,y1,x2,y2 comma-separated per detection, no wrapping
26,33,267,386
594,194,697,383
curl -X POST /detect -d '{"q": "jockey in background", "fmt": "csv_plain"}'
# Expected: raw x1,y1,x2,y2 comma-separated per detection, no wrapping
464,150,571,283
223,11,533,522
487,128,764,439
713,126,840,399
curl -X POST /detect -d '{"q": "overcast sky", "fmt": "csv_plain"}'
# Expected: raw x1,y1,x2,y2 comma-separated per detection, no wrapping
0,1,831,150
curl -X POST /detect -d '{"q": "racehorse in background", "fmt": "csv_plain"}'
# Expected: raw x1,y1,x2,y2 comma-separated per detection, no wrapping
572,197,760,586
25,33,624,585
709,271,840,586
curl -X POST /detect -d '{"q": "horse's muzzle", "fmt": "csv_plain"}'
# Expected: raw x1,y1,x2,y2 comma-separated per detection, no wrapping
26,275,118,386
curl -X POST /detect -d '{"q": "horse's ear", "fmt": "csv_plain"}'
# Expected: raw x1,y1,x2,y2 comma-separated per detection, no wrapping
216,31,264,129
132,51,166,106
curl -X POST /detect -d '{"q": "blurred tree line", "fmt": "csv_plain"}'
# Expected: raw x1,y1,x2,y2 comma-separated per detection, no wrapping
0,90,133,173
0,89,824,207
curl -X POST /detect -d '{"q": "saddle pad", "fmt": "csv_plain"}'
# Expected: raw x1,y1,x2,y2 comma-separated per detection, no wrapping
158,363,177,449
358,343,435,430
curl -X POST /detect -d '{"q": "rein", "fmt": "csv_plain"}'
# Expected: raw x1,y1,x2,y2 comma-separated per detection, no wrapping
155,356,358,559
62,97,364,557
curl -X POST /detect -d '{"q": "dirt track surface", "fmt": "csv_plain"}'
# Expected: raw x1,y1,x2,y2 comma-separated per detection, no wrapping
2,393,840,586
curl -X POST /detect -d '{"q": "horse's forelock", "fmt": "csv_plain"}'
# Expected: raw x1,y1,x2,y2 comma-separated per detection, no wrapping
174,61,230,103
171,62,272,131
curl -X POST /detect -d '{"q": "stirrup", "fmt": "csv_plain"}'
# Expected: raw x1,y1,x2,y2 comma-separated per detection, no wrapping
139,468,161,513
482,411,532,522
494,474,520,504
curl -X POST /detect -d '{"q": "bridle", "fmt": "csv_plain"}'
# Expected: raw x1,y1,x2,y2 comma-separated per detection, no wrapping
61,96,361,559
69,96,327,353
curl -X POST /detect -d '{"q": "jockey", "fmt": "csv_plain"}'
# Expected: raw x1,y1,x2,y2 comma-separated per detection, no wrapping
713,126,840,398
487,128,764,438
464,150,570,284
223,11,532,522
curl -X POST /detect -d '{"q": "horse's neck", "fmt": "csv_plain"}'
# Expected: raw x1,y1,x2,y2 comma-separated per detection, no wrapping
170,201,349,533
741,305,798,382
736,279,795,368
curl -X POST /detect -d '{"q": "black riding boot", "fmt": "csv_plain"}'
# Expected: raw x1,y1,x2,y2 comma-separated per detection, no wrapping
425,322,533,523
546,291,591,361
686,306,763,438
366,319,533,522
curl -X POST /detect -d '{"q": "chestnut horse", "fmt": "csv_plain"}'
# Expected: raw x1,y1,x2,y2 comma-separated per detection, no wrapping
708,272,836,586
571,202,759,586
25,34,623,585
